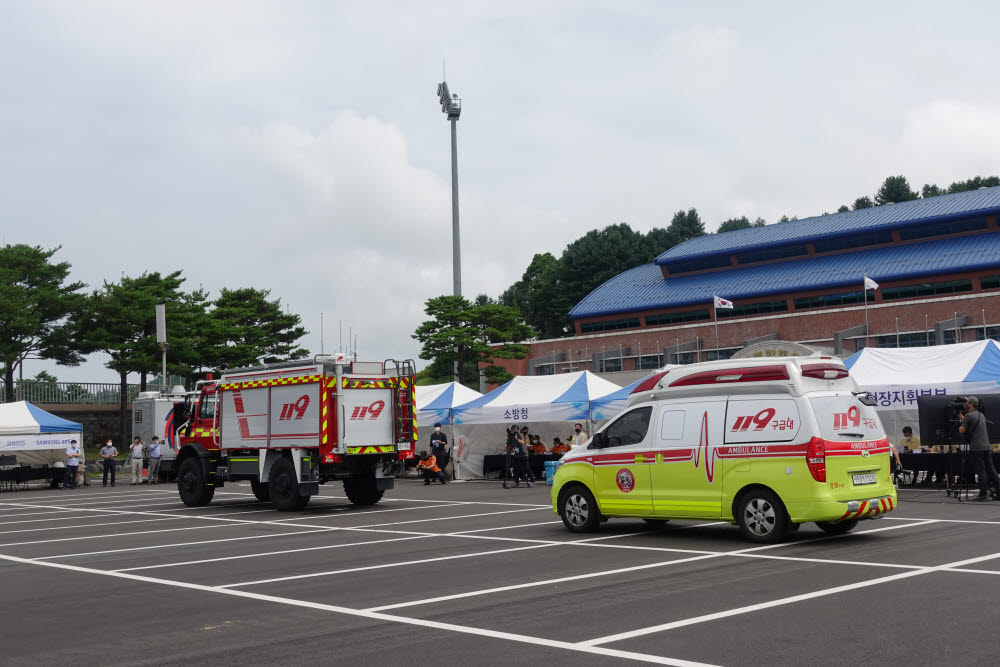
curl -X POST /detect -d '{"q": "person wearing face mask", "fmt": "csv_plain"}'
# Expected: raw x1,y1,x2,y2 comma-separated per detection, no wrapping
570,423,588,448
99,439,118,487
429,423,450,476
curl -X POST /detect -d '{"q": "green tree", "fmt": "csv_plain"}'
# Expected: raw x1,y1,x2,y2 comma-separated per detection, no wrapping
852,196,874,210
836,205,850,213
205,287,309,371
499,252,567,339
921,183,944,198
874,175,919,205
413,295,534,387
717,216,765,233
0,244,87,402
665,208,706,243
947,175,1000,193
78,271,194,439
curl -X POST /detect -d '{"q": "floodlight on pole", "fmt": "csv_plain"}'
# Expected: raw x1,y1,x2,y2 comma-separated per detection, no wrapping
438,80,463,382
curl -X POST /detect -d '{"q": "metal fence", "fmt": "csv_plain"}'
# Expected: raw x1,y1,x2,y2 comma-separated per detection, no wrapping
0,381,170,405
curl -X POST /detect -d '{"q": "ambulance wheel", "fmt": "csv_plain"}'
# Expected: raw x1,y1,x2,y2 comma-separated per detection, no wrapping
177,457,215,507
344,475,384,506
815,519,859,534
642,518,670,527
558,485,600,533
250,479,270,502
268,457,306,511
735,489,788,543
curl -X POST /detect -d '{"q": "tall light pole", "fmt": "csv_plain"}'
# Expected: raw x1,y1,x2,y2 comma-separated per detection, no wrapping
437,80,462,382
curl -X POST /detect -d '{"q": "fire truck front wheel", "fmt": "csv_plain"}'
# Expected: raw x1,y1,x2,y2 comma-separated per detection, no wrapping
268,457,307,511
177,457,215,507
344,475,384,506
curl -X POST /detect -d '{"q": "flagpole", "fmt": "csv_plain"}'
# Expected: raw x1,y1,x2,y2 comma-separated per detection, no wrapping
713,293,720,358
863,277,869,349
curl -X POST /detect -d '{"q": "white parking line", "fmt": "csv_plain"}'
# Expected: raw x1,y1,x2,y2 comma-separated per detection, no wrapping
0,508,284,536
0,552,714,667
363,520,938,612
580,546,1000,647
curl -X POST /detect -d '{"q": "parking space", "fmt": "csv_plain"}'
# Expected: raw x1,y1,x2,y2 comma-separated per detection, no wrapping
1,483,997,665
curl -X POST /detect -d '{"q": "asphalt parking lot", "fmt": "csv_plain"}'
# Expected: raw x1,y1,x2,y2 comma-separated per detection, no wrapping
0,481,998,666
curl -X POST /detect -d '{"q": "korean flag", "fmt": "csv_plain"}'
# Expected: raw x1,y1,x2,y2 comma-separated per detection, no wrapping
863,276,880,291
714,295,734,309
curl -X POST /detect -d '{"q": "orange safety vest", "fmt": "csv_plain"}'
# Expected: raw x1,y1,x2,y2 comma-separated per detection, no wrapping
417,455,440,473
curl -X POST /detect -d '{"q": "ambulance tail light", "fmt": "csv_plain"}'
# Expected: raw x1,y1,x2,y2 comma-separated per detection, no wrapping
801,364,849,380
806,437,826,482
631,370,670,394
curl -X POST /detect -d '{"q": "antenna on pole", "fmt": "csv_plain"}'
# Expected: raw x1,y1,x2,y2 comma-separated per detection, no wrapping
320,312,324,355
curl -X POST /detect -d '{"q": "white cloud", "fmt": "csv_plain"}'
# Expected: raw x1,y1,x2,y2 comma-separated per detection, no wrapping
900,100,1000,187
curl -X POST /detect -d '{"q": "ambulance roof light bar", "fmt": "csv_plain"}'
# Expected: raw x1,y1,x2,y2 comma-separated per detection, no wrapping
668,365,790,387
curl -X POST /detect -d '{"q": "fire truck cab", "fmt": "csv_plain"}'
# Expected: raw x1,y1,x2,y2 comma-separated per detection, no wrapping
174,355,416,510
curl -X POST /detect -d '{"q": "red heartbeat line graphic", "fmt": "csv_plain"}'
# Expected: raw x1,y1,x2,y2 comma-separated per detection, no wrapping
692,411,716,483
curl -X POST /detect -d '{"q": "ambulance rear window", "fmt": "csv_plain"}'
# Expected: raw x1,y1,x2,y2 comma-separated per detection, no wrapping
810,395,885,441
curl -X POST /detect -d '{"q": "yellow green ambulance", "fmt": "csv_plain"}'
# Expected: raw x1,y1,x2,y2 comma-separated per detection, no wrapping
551,356,896,542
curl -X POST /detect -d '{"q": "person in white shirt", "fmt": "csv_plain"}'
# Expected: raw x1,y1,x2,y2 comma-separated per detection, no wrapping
129,437,145,485
569,423,588,448
99,440,118,487
64,440,82,489
147,436,162,484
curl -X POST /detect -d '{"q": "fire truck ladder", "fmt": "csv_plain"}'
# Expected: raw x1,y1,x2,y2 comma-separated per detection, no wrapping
384,359,416,444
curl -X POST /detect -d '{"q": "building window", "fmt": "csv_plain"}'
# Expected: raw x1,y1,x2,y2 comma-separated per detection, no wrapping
734,244,808,266
600,358,623,372
579,318,641,334
880,279,973,301
976,326,1000,342
533,364,554,376
876,333,935,348
812,230,894,254
716,300,789,319
645,310,710,326
665,254,733,275
704,348,739,361
793,291,866,310
638,355,662,370
897,217,988,241
670,352,697,365
981,275,1000,290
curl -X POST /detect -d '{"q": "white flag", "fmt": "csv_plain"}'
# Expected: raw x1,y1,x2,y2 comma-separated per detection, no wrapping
863,276,879,291
714,295,734,309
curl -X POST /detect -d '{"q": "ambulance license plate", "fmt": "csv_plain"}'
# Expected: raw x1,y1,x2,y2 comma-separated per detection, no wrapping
852,473,877,486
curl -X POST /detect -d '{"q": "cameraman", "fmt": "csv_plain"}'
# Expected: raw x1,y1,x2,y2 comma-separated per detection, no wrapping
958,396,1000,501
506,426,534,488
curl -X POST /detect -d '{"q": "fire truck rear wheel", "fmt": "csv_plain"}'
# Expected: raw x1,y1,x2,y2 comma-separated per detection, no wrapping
344,476,384,506
177,457,215,507
268,457,306,511
250,479,270,502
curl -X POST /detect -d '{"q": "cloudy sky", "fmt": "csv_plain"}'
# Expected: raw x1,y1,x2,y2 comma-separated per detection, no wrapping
3,1,1000,383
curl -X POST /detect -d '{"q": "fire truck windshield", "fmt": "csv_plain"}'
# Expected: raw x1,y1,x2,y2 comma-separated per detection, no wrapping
199,394,217,419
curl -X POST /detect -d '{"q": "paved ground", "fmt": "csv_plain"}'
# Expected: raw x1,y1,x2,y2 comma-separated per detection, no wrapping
0,481,997,666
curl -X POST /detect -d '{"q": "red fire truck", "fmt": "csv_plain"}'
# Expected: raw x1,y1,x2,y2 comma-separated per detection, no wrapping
173,354,416,510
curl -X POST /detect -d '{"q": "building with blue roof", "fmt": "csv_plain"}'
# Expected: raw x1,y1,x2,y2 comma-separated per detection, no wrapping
495,186,1000,381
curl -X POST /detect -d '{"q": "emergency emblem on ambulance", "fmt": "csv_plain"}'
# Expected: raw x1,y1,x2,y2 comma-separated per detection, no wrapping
616,468,635,493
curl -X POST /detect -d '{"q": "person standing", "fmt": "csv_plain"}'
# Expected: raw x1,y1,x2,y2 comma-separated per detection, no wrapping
129,437,145,485
64,440,82,489
511,427,534,488
147,436,162,484
959,397,1000,501
570,423,588,448
429,423,449,475
99,439,118,487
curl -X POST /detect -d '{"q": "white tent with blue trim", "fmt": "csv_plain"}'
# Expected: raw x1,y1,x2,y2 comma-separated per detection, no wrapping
451,370,621,425
843,340,1000,444
0,401,82,451
414,382,483,427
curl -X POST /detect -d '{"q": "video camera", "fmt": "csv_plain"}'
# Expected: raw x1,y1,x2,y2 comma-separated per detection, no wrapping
918,395,995,448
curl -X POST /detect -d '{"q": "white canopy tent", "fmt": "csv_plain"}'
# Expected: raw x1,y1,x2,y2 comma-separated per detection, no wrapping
844,340,1000,444
414,382,483,427
0,401,82,465
449,371,623,479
